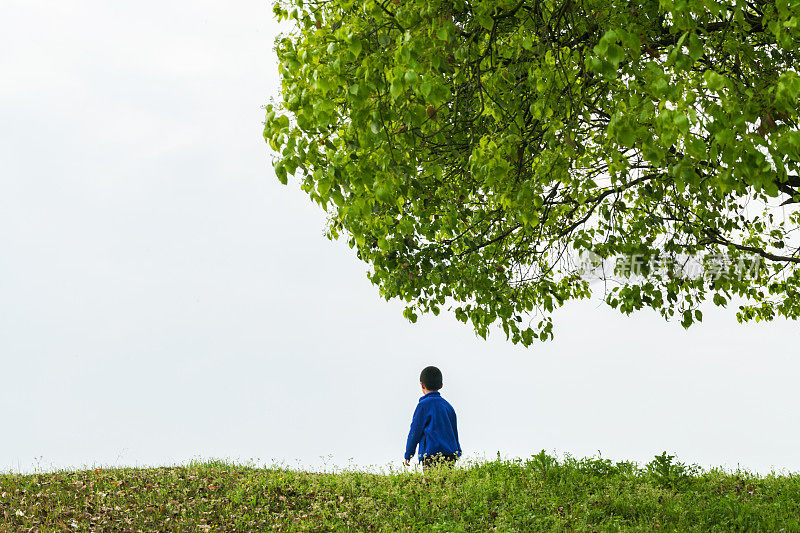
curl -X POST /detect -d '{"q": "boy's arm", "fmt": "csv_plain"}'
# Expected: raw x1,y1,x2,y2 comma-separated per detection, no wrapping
404,403,425,461
450,407,462,456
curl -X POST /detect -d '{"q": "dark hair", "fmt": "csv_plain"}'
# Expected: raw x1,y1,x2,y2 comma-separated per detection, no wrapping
420,366,443,390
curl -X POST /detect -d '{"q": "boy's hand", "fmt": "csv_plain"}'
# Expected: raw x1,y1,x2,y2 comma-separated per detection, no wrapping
403,459,411,467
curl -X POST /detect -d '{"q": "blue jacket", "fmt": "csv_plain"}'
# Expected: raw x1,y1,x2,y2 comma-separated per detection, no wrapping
404,391,461,462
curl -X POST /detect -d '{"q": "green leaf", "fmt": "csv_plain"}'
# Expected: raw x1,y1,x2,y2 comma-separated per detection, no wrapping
375,185,392,203
330,189,345,207
673,113,690,135
275,115,290,131
606,44,625,67
521,35,533,50
476,13,493,31
275,162,288,184
681,310,693,328
687,32,703,62
348,37,363,57
617,124,637,148
703,70,725,91
390,79,404,100
685,137,706,159
421,80,434,98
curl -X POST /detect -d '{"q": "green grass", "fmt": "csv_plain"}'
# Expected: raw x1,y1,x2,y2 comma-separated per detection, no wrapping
2,452,799,531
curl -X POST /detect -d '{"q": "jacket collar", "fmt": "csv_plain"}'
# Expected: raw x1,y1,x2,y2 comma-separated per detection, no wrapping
420,391,441,401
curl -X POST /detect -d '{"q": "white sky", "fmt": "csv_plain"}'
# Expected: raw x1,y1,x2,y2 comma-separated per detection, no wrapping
2,0,799,475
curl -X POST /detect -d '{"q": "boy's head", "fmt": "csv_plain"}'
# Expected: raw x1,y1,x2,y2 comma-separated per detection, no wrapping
419,366,443,391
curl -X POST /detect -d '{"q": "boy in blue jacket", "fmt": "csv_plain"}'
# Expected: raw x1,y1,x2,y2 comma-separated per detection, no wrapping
403,366,461,470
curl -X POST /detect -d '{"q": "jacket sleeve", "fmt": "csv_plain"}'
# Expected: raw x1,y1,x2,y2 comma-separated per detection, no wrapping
404,403,425,460
450,407,462,456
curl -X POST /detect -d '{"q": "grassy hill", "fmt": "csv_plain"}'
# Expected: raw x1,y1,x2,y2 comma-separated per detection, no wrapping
2,452,799,531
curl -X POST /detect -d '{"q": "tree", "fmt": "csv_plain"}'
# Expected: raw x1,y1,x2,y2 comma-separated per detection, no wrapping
264,0,800,346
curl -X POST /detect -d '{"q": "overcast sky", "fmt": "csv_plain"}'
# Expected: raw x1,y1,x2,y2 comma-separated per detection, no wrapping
2,0,799,475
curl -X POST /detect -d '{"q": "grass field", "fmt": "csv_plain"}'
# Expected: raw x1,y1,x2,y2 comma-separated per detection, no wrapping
2,452,799,531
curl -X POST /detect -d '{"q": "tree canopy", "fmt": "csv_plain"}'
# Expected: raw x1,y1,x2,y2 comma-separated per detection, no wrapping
264,0,800,345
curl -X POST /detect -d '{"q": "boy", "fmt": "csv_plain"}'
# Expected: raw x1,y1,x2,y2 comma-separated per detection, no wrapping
403,366,461,470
